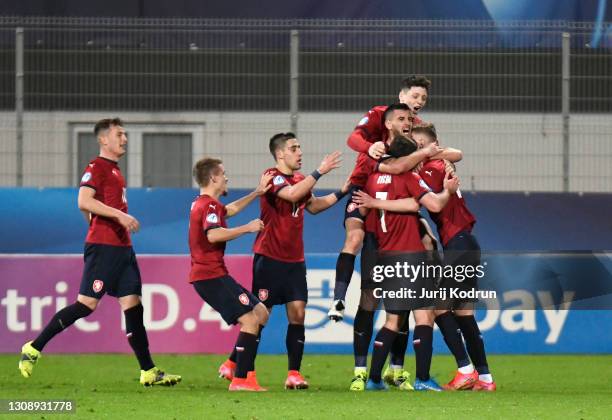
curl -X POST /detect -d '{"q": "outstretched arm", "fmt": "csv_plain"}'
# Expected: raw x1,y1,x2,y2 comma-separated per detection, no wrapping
277,151,342,203
226,171,273,217
306,178,351,214
419,174,459,213
352,190,420,213
207,219,264,243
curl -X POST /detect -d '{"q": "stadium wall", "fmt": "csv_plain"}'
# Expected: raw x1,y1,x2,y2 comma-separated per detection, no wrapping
1,111,612,192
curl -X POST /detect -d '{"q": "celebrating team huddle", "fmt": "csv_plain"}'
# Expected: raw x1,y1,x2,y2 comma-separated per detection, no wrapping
18,75,495,393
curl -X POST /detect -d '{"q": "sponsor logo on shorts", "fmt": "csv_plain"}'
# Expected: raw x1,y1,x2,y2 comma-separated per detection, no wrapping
347,202,357,213
238,293,250,305
92,279,104,293
258,289,269,301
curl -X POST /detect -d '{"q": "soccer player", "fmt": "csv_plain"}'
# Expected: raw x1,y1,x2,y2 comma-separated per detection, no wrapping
190,158,272,391
218,132,346,389
329,77,462,321
18,118,181,387
412,123,496,391
353,135,460,391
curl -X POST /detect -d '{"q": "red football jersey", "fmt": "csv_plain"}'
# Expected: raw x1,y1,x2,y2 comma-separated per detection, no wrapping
419,159,476,246
189,195,229,282
349,152,379,187
253,168,311,263
364,171,431,252
347,105,423,154
79,157,131,246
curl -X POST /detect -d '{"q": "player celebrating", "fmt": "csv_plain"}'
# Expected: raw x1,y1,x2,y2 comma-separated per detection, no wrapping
18,118,181,387
353,136,460,391
218,132,346,389
189,158,272,391
412,123,496,391
329,77,461,321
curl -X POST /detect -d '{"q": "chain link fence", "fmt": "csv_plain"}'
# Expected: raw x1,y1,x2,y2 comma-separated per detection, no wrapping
0,17,610,191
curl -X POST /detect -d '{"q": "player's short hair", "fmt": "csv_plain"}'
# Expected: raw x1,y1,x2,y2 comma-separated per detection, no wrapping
94,118,124,137
269,132,296,160
400,75,431,92
388,136,418,158
383,103,411,122
411,123,438,143
193,157,223,187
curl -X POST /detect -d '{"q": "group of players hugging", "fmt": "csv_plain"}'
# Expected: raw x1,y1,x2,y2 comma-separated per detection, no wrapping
18,76,495,393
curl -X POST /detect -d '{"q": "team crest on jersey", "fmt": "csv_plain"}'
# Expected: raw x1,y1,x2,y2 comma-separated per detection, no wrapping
347,202,357,213
206,213,219,223
358,116,369,126
238,293,250,305
258,289,269,301
273,175,285,186
81,172,92,183
92,279,104,293
419,179,432,191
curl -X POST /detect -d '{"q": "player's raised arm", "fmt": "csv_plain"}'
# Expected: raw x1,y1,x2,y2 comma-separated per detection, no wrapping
352,189,420,213
276,151,342,204
207,218,264,243
306,177,351,215
78,186,139,233
225,171,273,217
431,146,463,163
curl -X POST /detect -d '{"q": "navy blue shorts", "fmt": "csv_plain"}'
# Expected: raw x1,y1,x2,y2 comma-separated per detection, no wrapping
79,243,142,299
193,275,259,325
439,230,481,308
360,231,380,290
252,254,307,308
343,189,365,226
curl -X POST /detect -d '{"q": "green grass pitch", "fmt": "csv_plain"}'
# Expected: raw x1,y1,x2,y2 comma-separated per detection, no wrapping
1,354,611,419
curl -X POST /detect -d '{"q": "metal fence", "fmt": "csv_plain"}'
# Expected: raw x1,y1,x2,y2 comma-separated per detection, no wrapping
0,17,611,191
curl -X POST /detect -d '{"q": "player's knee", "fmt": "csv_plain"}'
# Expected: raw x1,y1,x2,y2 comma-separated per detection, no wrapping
238,311,260,332
343,230,365,254
414,310,435,326
254,303,269,325
421,234,434,251
77,294,99,312
384,314,400,332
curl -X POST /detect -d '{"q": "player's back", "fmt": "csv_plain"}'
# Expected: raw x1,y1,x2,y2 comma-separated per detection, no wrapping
364,171,425,253
419,159,475,246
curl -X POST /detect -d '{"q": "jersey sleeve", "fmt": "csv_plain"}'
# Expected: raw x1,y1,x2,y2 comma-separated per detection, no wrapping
419,161,445,193
202,202,224,232
347,107,384,153
270,173,291,195
79,163,103,190
405,173,432,201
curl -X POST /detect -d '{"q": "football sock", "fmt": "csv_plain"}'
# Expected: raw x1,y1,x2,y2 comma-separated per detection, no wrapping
228,347,237,364
31,301,93,351
369,327,397,383
124,303,155,371
333,252,356,300
286,323,305,371
353,307,375,368
479,373,494,383
435,312,471,368
234,331,258,379
389,314,410,367
251,325,264,371
455,315,490,375
413,325,434,381
230,325,264,366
